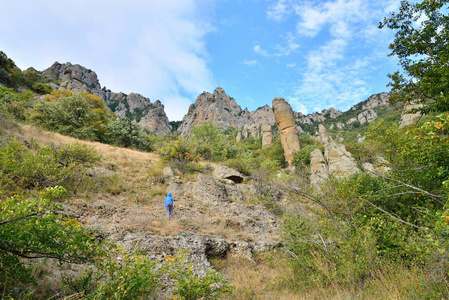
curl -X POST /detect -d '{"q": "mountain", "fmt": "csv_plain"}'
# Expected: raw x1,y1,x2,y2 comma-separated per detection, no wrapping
40,61,171,135
178,87,396,138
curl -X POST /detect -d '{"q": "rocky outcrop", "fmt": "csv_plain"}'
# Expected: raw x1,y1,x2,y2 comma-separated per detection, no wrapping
294,107,342,125
137,100,171,135
272,97,300,167
191,174,245,204
319,124,359,176
361,92,390,110
310,149,328,186
178,88,253,136
261,122,273,148
115,232,280,278
42,62,103,97
212,166,245,183
40,61,171,135
399,103,423,128
250,105,275,126
310,125,360,185
178,88,276,137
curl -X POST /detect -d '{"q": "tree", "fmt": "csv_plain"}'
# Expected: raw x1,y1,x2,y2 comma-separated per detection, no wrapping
105,115,154,151
32,93,109,140
0,186,105,295
379,0,449,113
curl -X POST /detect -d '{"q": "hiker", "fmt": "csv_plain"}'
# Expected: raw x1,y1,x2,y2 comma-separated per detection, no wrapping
164,192,174,219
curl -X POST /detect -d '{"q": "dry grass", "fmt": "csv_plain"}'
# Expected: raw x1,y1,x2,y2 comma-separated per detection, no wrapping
213,252,439,300
217,253,300,300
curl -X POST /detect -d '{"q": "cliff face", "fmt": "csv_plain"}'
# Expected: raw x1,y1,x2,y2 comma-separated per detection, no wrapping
40,62,171,135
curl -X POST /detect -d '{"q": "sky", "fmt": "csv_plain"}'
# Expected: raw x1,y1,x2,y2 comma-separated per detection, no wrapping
0,0,402,121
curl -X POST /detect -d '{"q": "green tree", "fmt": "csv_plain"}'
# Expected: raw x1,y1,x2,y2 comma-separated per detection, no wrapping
0,186,105,296
32,93,109,140
105,115,152,150
379,0,449,113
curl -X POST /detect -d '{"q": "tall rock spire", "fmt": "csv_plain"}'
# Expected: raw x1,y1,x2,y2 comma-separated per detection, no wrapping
272,97,300,167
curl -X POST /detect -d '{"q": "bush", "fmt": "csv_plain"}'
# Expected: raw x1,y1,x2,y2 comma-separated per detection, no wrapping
0,186,105,297
0,138,99,195
32,92,109,141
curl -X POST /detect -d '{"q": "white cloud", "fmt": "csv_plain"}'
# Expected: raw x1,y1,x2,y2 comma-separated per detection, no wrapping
267,0,290,21
242,59,258,65
286,63,296,68
264,0,401,113
287,97,308,114
0,0,216,121
253,33,299,57
254,45,270,56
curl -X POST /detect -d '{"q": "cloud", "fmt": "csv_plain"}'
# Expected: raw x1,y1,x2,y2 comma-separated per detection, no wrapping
253,33,299,57
263,0,401,113
287,97,308,114
267,0,290,21
242,59,258,65
0,0,216,121
254,45,270,57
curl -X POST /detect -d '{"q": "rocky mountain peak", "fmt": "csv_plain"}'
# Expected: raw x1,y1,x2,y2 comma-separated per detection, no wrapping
178,87,254,136
40,61,171,135
42,61,103,97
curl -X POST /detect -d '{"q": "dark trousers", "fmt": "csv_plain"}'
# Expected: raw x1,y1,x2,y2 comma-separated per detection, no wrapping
165,204,173,219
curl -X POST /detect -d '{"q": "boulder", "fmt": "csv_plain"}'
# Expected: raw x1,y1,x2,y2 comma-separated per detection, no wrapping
212,166,244,183
190,174,245,203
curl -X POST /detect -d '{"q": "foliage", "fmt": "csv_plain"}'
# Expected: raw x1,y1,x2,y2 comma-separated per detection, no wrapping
160,137,200,174
169,120,182,132
0,138,99,195
259,137,286,169
0,51,53,93
190,122,242,162
165,250,233,300
62,250,161,299
32,92,110,140
0,186,106,296
379,0,449,114
105,115,154,151
0,86,34,121
282,112,449,292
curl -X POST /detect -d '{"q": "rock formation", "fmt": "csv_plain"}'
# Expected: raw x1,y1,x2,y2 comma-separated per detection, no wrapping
250,105,275,126
212,166,245,183
261,122,273,148
310,148,328,186
178,88,276,137
294,107,342,125
399,103,423,128
42,62,103,97
178,88,253,136
272,97,300,167
310,125,360,185
40,62,171,135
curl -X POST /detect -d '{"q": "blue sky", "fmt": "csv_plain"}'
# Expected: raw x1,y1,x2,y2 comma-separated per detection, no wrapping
0,0,401,121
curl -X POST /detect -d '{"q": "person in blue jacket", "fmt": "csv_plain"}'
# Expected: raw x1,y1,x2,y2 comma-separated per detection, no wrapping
164,192,174,219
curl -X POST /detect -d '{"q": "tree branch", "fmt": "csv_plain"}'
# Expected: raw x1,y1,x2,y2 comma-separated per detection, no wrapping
0,212,40,226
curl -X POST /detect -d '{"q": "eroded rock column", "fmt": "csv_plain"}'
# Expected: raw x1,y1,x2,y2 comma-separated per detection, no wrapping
272,97,300,167
261,122,273,148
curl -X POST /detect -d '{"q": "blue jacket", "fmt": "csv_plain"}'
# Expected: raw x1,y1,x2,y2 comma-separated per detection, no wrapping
164,193,174,207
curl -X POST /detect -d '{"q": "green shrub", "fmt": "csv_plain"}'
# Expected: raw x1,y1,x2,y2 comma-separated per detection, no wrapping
0,138,99,194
